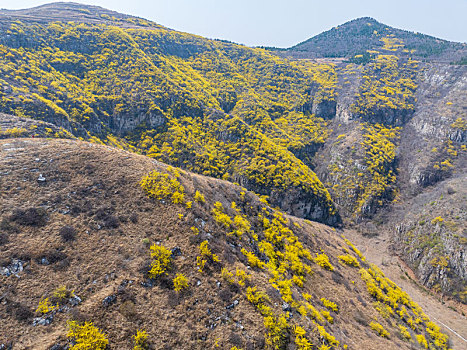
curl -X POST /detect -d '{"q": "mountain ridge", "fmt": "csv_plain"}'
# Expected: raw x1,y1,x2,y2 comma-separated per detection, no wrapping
0,2,165,30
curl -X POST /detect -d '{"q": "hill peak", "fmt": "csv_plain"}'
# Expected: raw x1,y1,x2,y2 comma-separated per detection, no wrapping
0,1,160,28
285,16,465,61
1,2,114,16
349,16,380,24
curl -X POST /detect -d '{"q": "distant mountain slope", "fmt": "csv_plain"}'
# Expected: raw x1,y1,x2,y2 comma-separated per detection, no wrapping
0,2,339,225
283,17,467,62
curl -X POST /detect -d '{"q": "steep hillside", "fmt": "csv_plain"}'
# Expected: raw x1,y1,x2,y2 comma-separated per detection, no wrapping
0,113,75,139
391,173,466,303
0,2,339,225
283,17,467,62
0,138,453,349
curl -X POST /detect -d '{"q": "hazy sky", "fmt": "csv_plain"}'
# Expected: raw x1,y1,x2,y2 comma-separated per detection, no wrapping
1,0,466,47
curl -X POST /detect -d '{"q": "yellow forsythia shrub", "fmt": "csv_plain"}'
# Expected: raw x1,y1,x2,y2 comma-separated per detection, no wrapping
370,321,390,338
173,273,189,292
196,240,219,272
36,297,56,314
140,171,184,204
338,254,360,267
241,248,265,269
149,244,172,278
67,321,108,350
416,334,428,348
194,190,205,203
314,253,334,271
133,329,148,350
321,298,339,312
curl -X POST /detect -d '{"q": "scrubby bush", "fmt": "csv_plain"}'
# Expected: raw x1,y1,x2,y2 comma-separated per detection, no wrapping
373,301,394,318
246,286,270,306
315,323,340,347
426,321,448,348
235,268,251,287
94,207,119,228
370,321,390,338
0,233,8,245
173,273,189,292
6,301,33,321
343,238,366,261
103,215,119,228
293,325,313,349
148,244,172,278
264,314,289,349
133,329,149,350
431,216,444,225
321,309,334,324
36,297,56,314
119,300,137,319
338,254,360,267
194,190,205,203
0,217,19,233
416,334,428,348
130,213,138,223
59,225,77,242
10,207,47,226
67,321,108,350
140,170,185,204
196,240,219,272
398,325,411,340
314,253,334,271
212,202,232,228
321,298,338,312
241,248,265,269
221,268,235,284
53,285,74,304
231,214,251,238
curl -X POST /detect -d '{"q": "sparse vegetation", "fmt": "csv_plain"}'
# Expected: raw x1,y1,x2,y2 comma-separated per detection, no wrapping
196,240,219,272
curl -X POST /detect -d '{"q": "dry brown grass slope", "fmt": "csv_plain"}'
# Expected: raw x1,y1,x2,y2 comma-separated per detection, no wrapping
0,138,452,349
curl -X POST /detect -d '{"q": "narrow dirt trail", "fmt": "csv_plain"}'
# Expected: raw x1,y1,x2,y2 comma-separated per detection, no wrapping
343,229,467,349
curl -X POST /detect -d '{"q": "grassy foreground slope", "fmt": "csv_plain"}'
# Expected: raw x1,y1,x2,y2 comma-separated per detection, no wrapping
0,138,451,349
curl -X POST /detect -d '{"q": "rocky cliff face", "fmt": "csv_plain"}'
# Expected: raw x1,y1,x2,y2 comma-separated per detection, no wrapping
391,175,466,303
308,60,467,301
398,64,467,192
